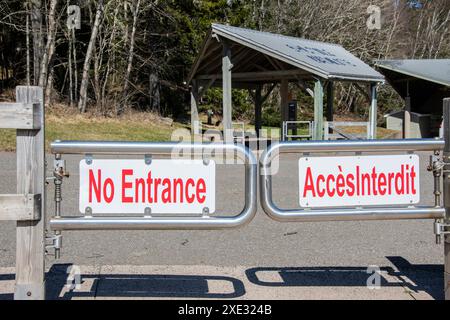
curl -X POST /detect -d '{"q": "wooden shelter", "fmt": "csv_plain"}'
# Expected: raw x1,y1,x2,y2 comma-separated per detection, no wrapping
188,24,385,141
375,59,450,138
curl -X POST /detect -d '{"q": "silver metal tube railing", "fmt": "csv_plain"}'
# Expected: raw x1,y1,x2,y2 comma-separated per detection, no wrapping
50,141,257,231
260,139,446,222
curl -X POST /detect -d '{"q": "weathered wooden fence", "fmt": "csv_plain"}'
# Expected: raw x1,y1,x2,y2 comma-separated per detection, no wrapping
0,86,45,300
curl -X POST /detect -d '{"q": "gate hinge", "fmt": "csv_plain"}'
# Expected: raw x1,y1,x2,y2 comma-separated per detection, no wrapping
45,233,62,258
434,220,450,244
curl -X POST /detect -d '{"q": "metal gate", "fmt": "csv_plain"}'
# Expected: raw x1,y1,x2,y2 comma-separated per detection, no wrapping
0,86,448,300
49,141,257,231
260,139,445,222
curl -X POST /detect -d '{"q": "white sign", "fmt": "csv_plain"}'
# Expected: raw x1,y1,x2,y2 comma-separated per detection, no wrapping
79,159,215,214
299,155,420,208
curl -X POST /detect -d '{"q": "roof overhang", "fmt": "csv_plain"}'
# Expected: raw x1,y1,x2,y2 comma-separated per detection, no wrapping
188,24,385,86
375,59,450,87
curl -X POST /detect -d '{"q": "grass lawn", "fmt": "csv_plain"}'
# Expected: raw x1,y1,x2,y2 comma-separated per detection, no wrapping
0,110,399,152
0,113,187,152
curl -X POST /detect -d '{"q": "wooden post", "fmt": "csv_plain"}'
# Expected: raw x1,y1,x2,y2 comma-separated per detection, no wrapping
14,86,45,300
255,85,262,139
444,98,450,301
222,41,233,143
190,80,200,136
369,83,378,140
280,79,289,141
326,81,334,122
403,96,411,139
313,79,324,140
326,81,334,139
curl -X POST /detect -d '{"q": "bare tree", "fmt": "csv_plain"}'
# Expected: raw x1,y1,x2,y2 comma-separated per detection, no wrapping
119,0,141,115
38,0,58,89
78,0,104,113
30,0,43,85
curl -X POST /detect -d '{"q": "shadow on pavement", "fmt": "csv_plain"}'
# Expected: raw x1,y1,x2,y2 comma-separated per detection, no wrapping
0,274,14,300
0,257,443,300
246,256,444,300
46,264,246,300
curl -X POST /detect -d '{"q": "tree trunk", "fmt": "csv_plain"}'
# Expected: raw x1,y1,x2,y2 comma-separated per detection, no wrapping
149,72,160,113
45,66,54,105
119,0,140,115
72,28,78,102
30,0,43,85
78,0,104,113
38,0,58,89
26,9,31,86
102,6,120,112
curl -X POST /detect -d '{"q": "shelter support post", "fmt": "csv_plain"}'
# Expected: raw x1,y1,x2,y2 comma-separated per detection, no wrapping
222,40,233,143
280,79,289,139
404,95,411,139
190,80,200,136
15,86,45,300
369,83,378,139
280,79,289,141
326,81,334,137
326,81,334,122
313,79,324,140
255,85,262,138
444,98,450,301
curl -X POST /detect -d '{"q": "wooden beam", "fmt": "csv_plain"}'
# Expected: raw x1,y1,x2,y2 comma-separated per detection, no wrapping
262,84,276,104
294,80,314,97
191,80,200,135
231,46,252,66
199,76,217,98
203,80,258,90
0,194,41,221
280,79,289,140
188,31,214,83
313,80,324,140
265,55,285,71
251,63,270,72
403,80,411,139
197,69,308,81
369,83,378,139
198,44,230,75
326,81,334,122
222,41,233,142
198,44,245,76
0,103,41,129
15,86,45,300
255,85,262,138
233,51,262,73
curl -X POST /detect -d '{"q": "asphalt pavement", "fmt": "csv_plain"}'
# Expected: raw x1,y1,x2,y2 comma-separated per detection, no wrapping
0,151,445,299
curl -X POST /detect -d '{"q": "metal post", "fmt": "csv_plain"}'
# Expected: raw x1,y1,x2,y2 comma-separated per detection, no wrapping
222,40,233,143
313,79,324,140
444,98,450,300
369,83,378,139
15,86,45,300
190,80,200,136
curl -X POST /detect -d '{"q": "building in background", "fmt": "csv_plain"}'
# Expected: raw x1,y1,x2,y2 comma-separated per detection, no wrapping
376,59,450,138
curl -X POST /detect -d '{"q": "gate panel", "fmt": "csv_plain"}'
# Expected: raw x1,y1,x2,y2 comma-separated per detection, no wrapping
260,139,445,222
50,141,257,230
